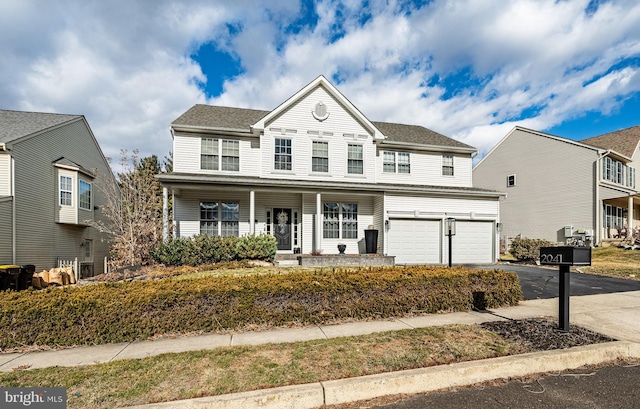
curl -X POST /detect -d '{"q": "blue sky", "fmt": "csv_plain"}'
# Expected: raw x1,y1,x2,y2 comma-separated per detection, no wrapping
1,0,639,163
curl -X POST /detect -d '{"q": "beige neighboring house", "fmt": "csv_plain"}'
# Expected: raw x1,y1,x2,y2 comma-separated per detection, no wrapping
0,110,114,276
158,75,504,264
473,126,640,247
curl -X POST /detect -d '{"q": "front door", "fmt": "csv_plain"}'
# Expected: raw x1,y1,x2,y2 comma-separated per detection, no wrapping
273,208,292,251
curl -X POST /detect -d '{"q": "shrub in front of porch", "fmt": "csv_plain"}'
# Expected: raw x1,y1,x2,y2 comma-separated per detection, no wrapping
509,236,554,262
0,266,521,348
151,234,277,266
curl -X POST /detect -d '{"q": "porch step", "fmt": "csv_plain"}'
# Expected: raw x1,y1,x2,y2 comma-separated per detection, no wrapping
274,254,301,267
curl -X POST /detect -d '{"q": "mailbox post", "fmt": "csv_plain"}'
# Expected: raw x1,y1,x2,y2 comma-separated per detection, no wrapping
539,246,591,331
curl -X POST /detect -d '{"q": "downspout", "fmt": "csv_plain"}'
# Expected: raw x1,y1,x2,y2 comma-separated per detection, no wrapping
595,150,611,246
11,156,16,264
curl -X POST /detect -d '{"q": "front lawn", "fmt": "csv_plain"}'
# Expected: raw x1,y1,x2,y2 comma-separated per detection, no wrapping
580,247,640,280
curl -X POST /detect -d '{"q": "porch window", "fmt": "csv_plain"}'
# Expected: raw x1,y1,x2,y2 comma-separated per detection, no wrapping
323,202,358,239
274,138,292,171
79,180,92,210
60,175,73,206
347,144,363,174
200,201,239,237
201,138,239,171
312,141,329,172
442,155,454,176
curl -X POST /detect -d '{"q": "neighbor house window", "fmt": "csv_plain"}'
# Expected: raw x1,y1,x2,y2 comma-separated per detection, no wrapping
79,180,92,210
312,141,329,172
274,138,292,170
347,144,363,174
507,174,516,187
201,138,239,171
60,175,73,206
323,202,358,239
200,201,240,237
442,155,454,176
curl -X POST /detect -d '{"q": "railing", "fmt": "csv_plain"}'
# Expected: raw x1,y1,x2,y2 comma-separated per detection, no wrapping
57,257,78,282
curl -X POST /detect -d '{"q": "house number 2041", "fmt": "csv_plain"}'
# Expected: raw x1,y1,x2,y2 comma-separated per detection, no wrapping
540,253,563,264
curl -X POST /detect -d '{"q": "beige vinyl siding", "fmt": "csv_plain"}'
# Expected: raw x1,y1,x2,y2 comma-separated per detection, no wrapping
172,132,260,176
377,150,473,187
473,128,595,243
0,154,10,196
10,118,112,273
261,86,376,182
0,199,12,263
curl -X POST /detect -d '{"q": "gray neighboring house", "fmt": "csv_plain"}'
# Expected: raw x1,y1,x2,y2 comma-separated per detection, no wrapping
158,75,504,264
473,126,640,247
0,110,114,276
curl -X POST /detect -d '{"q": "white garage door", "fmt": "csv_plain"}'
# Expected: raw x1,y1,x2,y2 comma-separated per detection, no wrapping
387,219,441,264
450,221,494,264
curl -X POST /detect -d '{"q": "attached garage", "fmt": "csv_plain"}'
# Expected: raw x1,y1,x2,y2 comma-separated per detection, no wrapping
387,219,441,264
450,221,495,264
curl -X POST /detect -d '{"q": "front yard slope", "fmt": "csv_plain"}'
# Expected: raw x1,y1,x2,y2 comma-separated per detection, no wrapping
0,266,522,349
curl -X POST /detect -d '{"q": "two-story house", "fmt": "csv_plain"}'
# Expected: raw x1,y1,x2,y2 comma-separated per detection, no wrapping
0,110,114,276
158,76,504,264
473,126,640,247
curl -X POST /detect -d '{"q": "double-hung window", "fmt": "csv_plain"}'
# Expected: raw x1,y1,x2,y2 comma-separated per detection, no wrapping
442,155,454,176
201,138,239,171
347,144,363,174
384,152,410,173
312,141,329,172
59,176,73,206
274,138,292,171
323,202,358,239
79,180,92,210
200,201,239,237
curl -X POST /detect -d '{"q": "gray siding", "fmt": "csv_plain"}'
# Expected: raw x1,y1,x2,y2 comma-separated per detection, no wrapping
9,119,112,273
473,128,596,243
0,199,12,263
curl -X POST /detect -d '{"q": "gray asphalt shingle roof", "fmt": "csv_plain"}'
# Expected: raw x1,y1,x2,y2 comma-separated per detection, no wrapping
0,110,81,144
580,125,640,158
172,104,474,150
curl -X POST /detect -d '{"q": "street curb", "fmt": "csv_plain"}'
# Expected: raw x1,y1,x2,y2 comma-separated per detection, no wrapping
120,341,640,409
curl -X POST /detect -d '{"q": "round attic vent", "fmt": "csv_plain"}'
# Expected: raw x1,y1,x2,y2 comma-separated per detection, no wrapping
312,102,330,121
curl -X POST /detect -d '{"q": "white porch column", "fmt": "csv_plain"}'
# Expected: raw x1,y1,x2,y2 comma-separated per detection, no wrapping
629,195,634,231
316,192,322,252
250,190,256,235
162,187,169,243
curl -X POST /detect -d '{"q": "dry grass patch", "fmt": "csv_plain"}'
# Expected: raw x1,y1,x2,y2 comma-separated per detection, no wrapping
580,247,640,280
0,324,520,409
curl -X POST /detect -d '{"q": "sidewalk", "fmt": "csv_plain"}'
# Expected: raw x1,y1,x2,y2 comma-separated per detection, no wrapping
2,291,640,408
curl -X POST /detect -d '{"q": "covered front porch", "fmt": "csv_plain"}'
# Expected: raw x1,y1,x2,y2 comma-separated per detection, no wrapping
601,194,640,241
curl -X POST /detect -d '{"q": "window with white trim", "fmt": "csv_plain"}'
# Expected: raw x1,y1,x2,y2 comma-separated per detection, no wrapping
603,156,636,188
60,175,73,206
201,138,239,171
79,180,92,210
347,144,363,174
200,201,239,237
507,174,516,187
323,202,358,239
274,138,292,171
312,141,329,172
397,153,410,174
442,154,454,176
383,152,410,173
383,152,396,173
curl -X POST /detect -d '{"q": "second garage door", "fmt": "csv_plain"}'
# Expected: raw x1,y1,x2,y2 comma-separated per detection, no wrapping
450,221,494,264
387,219,441,264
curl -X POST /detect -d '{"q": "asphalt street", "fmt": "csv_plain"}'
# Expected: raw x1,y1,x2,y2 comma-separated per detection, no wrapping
470,263,640,300
372,362,640,409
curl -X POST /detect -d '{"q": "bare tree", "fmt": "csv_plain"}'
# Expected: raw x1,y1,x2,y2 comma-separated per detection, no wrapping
93,150,163,268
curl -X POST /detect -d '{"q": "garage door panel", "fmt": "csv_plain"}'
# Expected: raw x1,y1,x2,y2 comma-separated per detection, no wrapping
388,219,440,264
451,221,494,264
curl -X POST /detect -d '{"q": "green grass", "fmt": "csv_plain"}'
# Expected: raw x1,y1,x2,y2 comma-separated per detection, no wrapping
0,324,522,409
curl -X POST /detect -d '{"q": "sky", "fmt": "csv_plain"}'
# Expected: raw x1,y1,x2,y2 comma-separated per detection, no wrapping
1,0,640,167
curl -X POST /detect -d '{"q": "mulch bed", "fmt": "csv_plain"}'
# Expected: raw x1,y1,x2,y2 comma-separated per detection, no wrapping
480,317,616,351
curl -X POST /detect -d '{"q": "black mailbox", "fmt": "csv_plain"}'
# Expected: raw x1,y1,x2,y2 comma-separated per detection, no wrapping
540,246,591,266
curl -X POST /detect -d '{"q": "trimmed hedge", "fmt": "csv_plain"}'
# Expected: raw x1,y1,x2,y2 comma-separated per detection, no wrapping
0,266,522,349
151,234,277,266
509,236,554,261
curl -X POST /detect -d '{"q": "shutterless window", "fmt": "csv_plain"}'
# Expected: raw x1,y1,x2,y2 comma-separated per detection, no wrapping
383,152,395,173
221,140,239,171
397,153,410,174
274,138,292,171
347,144,363,174
221,202,239,237
507,174,516,187
442,155,454,176
200,201,239,237
323,203,340,238
201,138,218,170
323,202,358,239
200,202,218,235
312,141,329,172
79,180,92,210
341,203,358,239
60,175,73,206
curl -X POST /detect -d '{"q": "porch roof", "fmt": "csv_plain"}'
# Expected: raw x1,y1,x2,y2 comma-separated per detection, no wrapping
157,172,505,199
